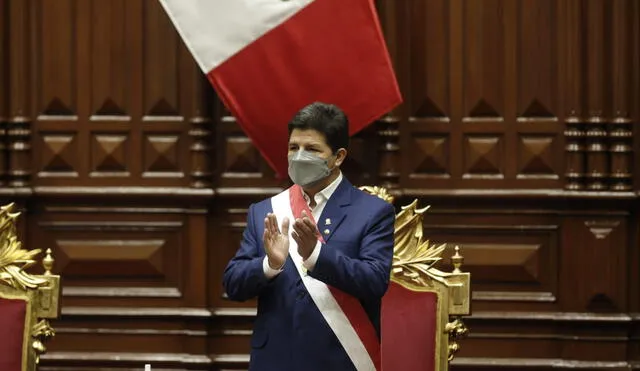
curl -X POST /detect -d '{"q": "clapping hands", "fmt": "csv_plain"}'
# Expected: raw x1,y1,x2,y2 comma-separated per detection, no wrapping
292,210,319,260
263,213,289,270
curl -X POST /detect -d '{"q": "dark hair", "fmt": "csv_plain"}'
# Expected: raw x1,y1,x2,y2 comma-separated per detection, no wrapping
287,102,349,153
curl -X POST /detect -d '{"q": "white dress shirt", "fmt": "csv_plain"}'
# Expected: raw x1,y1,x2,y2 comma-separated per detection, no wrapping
263,172,343,278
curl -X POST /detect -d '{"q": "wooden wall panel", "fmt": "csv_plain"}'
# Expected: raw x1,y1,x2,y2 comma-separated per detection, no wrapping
31,0,212,188
0,0,638,370
425,211,560,310
384,0,566,191
0,0,7,186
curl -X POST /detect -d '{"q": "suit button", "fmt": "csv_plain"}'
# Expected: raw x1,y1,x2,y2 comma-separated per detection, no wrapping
297,290,306,299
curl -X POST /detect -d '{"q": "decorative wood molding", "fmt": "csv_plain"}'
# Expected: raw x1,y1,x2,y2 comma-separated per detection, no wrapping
62,287,182,298
61,306,212,318
472,291,556,303
6,0,32,188
41,352,211,365
468,311,632,322
451,357,631,370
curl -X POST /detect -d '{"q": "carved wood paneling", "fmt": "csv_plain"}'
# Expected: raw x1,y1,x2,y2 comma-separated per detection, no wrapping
563,0,585,190
561,218,628,312
188,75,214,189
381,0,567,191
436,230,558,306
29,0,212,187
609,0,634,191
7,0,31,187
28,204,207,309
0,0,638,370
634,0,640,195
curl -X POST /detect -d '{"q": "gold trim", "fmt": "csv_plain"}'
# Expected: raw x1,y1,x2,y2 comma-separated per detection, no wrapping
360,187,471,369
358,186,395,204
0,203,62,371
392,200,448,289
0,203,47,290
32,319,55,363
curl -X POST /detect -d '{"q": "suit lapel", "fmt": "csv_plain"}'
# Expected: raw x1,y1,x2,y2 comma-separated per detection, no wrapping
318,178,352,243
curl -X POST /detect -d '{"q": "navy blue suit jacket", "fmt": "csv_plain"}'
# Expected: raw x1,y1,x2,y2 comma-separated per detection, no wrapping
223,178,395,371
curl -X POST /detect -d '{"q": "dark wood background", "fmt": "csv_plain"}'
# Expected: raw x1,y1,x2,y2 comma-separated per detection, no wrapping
1,0,639,370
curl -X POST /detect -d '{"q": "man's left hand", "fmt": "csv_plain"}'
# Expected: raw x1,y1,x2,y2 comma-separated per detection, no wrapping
292,210,319,260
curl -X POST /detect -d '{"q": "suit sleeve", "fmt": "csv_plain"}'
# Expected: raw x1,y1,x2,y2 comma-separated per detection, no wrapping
309,202,395,300
222,203,274,301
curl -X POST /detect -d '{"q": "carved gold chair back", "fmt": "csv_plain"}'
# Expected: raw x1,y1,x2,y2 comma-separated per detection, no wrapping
360,186,471,371
0,203,61,371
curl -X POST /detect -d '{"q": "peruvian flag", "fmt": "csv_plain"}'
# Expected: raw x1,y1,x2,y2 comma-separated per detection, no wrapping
159,0,402,178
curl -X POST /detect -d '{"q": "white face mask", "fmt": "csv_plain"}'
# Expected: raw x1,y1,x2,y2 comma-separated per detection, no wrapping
287,150,334,187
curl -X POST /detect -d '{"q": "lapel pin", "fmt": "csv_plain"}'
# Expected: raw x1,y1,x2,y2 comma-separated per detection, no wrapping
325,218,331,225
323,229,330,235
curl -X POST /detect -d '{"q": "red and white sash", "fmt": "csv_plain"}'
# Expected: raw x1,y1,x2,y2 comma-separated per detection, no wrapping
270,185,381,371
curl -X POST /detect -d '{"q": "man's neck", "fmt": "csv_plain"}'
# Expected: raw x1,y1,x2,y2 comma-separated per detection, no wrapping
302,169,340,199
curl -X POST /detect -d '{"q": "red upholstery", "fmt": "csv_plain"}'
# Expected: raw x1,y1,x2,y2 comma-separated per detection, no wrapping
381,282,438,371
0,297,28,371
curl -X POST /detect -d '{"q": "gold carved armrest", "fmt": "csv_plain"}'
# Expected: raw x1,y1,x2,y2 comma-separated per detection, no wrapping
359,186,472,363
0,203,61,369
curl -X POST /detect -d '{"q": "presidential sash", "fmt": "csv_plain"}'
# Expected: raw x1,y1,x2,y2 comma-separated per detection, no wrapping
270,185,380,371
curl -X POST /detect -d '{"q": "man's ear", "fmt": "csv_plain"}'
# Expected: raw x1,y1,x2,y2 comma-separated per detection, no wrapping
335,148,347,167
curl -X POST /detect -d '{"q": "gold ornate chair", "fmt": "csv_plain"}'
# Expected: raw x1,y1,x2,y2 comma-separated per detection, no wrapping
0,203,61,371
360,187,471,371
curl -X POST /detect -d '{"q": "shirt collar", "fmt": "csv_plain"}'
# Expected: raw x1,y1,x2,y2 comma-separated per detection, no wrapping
302,172,343,204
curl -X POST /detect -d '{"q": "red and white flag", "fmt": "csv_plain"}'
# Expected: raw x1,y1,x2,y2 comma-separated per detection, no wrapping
159,0,402,178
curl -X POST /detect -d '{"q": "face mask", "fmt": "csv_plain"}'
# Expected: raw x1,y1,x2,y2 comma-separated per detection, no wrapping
288,150,334,187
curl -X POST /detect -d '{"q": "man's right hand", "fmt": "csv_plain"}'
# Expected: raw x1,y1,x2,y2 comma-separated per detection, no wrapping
263,213,290,270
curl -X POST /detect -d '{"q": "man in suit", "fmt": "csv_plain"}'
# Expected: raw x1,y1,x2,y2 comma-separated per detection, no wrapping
223,102,395,371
